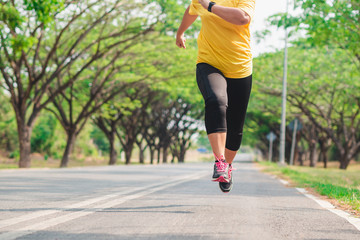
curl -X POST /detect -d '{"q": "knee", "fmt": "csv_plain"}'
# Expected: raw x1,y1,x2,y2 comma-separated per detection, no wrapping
204,95,228,134
205,95,227,110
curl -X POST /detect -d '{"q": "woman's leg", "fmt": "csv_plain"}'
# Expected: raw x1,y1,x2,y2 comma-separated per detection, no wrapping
196,63,228,159
225,75,252,164
225,149,237,164
208,132,226,159
196,63,230,182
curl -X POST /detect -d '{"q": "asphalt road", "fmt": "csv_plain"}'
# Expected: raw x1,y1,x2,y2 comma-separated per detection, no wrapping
0,155,359,240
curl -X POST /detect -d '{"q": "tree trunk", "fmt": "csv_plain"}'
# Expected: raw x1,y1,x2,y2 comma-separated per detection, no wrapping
60,131,77,168
293,147,299,165
108,135,117,165
171,147,179,164
162,146,169,164
298,151,304,166
139,149,145,164
157,148,161,164
322,149,328,168
149,148,155,164
124,146,133,165
339,159,347,169
309,143,318,167
139,144,146,164
308,128,318,167
339,153,351,170
178,149,186,163
18,124,32,168
177,144,186,163
136,140,146,164
318,139,329,169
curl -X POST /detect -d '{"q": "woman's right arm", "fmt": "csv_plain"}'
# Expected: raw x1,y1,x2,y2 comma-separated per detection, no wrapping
176,6,198,49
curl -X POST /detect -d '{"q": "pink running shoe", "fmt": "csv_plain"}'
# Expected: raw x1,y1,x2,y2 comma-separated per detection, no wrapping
212,155,229,182
219,164,234,193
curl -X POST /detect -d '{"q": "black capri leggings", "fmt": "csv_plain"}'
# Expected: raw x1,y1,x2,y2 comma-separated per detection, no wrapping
196,63,252,151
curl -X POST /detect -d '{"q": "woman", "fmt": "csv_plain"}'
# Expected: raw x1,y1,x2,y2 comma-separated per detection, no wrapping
176,0,255,193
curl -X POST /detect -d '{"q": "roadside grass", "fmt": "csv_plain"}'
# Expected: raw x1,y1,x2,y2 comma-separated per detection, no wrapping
0,158,145,169
0,149,212,169
257,161,360,214
0,164,18,169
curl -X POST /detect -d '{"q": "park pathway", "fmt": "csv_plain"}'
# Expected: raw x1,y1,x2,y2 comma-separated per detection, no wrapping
0,155,359,239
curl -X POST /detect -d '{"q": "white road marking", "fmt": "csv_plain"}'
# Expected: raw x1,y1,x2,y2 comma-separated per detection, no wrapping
0,171,207,240
278,179,289,185
0,193,121,229
0,173,201,229
296,188,360,232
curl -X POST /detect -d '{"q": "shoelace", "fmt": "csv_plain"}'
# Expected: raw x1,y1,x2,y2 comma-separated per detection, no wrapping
214,153,228,172
228,165,236,178
228,165,233,178
215,160,226,172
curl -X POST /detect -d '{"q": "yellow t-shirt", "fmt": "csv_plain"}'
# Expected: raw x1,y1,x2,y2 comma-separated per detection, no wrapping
189,0,256,78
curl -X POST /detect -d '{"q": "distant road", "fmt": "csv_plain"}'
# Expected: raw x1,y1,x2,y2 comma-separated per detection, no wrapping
0,155,359,239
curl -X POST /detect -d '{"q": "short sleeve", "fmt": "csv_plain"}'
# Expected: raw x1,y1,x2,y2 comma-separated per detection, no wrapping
189,0,205,16
237,0,255,21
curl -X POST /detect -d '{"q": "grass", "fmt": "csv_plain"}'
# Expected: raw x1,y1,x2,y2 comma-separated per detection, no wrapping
257,161,360,214
0,149,211,169
0,156,115,169
0,158,144,169
0,164,18,169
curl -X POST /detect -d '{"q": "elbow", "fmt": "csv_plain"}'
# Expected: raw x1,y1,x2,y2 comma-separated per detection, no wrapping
233,10,251,25
234,16,251,26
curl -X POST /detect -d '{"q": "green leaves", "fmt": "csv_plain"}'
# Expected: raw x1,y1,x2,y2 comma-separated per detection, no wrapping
10,34,36,55
1,0,64,30
248,43,360,161
23,0,64,25
0,0,64,57
31,113,57,154
0,4,25,30
152,0,201,34
269,0,360,65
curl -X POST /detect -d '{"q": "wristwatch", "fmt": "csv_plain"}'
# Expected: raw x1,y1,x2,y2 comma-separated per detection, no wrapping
208,1,216,12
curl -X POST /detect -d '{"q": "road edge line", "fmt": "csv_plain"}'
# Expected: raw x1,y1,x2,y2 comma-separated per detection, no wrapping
276,178,360,232
294,187,360,231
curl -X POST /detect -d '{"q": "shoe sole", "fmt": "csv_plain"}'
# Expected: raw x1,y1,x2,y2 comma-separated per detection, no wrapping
219,174,233,193
219,184,232,193
212,176,229,183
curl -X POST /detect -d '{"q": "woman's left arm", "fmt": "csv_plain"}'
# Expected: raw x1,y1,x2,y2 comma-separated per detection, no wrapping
198,0,251,25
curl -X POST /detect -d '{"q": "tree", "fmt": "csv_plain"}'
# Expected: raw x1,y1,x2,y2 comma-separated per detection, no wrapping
169,98,203,163
256,46,360,169
260,0,360,168
0,0,159,167
286,47,360,169
45,53,145,167
115,87,144,165
269,0,360,65
249,51,294,162
93,107,123,165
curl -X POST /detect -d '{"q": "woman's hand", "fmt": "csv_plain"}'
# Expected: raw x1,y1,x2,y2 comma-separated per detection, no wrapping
198,0,210,9
176,33,186,49
175,6,198,49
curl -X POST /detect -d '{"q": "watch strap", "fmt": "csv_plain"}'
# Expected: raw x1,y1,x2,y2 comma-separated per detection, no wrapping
208,2,216,12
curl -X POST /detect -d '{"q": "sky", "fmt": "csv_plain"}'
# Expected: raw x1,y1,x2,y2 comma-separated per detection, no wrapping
250,0,288,56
